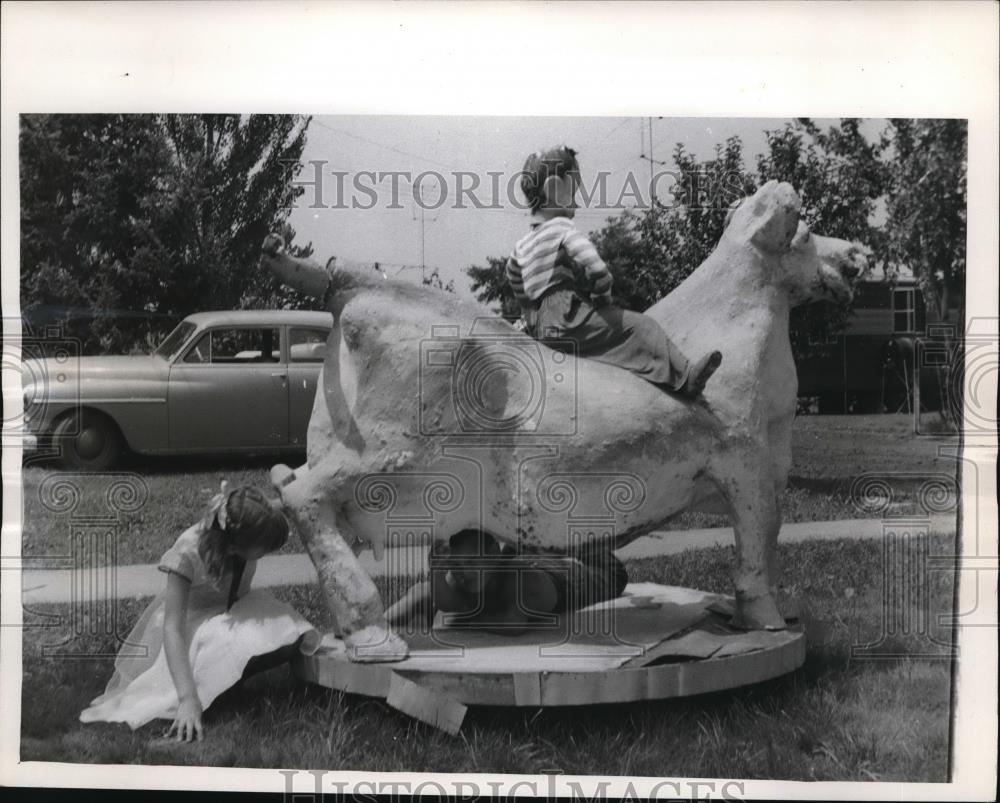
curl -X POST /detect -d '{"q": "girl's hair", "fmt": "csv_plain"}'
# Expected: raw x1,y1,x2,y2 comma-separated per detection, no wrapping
198,485,289,582
520,145,579,212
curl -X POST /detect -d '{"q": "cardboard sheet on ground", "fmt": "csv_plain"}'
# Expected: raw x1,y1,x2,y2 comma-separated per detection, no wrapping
326,584,742,673
299,582,808,719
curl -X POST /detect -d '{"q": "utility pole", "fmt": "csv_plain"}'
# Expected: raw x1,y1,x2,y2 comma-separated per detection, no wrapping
420,205,427,282
640,116,665,204
648,116,654,193
413,188,438,283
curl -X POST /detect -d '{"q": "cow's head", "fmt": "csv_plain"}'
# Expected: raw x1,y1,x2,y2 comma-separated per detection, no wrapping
780,222,869,305
722,182,868,305
723,180,801,254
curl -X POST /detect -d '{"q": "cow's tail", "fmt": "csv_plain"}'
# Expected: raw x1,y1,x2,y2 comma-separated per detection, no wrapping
260,243,331,299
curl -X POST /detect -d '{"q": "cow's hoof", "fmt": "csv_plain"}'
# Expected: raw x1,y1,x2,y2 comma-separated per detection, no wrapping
345,625,409,663
270,463,296,489
732,594,786,631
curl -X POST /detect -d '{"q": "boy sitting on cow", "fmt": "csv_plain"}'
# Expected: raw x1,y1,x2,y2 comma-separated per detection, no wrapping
508,145,722,397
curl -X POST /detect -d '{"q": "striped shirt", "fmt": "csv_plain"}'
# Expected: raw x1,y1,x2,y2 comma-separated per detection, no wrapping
506,217,613,304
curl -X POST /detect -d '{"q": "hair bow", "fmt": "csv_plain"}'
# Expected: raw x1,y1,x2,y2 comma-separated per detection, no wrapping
203,479,231,531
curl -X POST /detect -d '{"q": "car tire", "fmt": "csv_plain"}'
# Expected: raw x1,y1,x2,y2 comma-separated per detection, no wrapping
52,410,125,471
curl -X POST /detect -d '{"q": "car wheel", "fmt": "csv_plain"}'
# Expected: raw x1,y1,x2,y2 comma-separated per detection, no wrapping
52,410,125,471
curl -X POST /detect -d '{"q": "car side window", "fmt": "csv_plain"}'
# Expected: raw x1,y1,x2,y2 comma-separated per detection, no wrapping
289,328,329,363
183,328,281,364
183,332,211,364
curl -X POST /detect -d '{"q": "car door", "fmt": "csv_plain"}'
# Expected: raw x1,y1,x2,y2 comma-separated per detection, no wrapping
286,325,330,447
168,325,290,452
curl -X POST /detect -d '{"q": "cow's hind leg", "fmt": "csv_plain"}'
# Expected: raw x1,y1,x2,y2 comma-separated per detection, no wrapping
275,464,408,662
716,462,785,630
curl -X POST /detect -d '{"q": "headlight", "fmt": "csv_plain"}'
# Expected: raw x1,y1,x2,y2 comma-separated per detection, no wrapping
22,388,35,422
21,386,43,428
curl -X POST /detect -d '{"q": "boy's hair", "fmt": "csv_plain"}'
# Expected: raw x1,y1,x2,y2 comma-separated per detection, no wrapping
198,485,289,581
431,529,505,599
520,145,579,212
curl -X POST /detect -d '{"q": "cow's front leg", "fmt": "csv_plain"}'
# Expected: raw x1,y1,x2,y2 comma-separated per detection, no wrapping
271,462,301,490
718,463,786,630
276,465,408,662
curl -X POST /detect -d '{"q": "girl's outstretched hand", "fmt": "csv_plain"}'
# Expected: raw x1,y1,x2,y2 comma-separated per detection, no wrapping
169,696,204,742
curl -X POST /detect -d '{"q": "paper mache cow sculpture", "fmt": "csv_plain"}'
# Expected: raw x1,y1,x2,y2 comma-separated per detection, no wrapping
261,181,869,662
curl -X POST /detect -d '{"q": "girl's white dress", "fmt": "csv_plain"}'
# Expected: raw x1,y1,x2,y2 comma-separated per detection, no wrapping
79,523,318,730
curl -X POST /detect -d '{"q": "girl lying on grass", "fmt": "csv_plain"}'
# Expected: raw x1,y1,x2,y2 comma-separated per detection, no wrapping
80,483,318,742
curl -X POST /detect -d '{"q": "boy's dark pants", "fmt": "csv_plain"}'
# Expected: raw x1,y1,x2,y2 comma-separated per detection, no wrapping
515,548,630,613
522,287,691,391
429,540,628,618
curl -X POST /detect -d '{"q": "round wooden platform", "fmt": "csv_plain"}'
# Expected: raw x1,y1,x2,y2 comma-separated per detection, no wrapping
295,583,805,715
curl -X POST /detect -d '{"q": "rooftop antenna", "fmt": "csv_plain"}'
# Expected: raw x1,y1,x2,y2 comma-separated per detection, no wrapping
412,187,439,283
639,116,667,203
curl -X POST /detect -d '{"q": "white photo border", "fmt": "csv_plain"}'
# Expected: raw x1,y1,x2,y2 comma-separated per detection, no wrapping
2,1,997,800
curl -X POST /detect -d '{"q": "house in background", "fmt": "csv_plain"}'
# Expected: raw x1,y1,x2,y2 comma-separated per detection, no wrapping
796,265,961,414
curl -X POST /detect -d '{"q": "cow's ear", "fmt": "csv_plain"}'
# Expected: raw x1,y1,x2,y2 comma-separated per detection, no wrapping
748,181,801,253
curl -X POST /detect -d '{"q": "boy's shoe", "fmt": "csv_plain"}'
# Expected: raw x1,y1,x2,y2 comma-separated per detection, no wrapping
680,350,722,397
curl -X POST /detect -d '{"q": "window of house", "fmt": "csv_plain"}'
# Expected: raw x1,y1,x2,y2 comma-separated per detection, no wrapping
808,330,839,347
892,289,916,333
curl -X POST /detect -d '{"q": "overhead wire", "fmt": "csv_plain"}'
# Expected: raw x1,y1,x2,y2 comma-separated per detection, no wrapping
310,119,465,171
598,117,634,142
301,118,643,271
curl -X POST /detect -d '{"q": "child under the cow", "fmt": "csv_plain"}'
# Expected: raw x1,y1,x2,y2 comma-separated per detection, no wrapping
507,145,722,397
386,530,628,631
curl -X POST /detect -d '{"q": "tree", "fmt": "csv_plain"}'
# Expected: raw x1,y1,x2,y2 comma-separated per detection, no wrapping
588,203,688,310
422,269,455,294
756,119,888,363
466,256,520,321
883,119,967,424
157,114,314,312
590,136,754,312
667,136,758,280
20,115,175,352
757,119,889,247
20,114,314,354
884,119,966,326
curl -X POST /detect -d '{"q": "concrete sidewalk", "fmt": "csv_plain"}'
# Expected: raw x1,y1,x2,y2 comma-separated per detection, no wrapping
18,516,956,605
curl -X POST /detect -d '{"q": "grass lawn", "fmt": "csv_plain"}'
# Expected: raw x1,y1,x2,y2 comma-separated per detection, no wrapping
20,536,956,781
20,414,960,566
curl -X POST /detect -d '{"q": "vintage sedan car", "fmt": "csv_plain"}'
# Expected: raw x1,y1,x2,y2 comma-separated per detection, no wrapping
22,310,333,470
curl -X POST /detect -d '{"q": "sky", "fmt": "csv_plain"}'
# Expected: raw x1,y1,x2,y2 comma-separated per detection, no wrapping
288,116,886,300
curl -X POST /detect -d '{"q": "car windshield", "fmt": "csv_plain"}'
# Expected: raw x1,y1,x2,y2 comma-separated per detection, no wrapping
153,321,196,360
